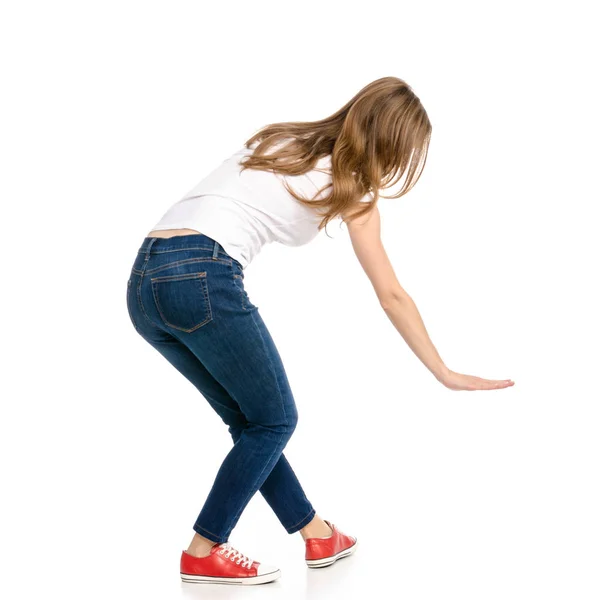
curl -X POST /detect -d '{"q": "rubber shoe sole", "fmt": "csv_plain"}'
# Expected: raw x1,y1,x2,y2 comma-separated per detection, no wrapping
305,538,358,568
181,567,281,585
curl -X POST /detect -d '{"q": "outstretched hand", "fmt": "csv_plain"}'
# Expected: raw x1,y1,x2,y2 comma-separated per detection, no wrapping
438,369,514,391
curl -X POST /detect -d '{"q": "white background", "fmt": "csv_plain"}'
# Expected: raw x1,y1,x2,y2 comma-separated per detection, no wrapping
2,1,599,599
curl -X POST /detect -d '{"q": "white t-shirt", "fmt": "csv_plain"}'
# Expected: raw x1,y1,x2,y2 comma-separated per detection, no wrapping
150,141,372,269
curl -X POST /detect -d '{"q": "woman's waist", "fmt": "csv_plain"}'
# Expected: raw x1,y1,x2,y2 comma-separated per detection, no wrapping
134,230,243,273
146,227,203,238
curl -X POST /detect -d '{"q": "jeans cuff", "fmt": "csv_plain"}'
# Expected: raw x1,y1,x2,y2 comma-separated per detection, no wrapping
193,523,228,544
285,507,316,534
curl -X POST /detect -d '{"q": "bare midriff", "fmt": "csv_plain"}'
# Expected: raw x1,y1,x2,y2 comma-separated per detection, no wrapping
146,228,203,238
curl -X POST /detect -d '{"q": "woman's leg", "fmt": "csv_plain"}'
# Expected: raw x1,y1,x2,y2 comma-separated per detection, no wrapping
137,327,316,528
128,262,317,545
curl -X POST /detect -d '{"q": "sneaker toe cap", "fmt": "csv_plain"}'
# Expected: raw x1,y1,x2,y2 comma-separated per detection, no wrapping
256,563,280,576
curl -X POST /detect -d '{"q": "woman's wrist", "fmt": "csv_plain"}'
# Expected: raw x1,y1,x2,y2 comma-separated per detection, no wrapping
432,363,450,382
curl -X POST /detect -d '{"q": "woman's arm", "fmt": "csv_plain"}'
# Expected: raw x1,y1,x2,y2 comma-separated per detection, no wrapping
343,204,514,391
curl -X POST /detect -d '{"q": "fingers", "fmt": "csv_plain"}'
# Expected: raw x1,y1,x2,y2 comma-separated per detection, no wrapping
473,375,514,384
445,373,515,391
478,379,514,390
458,378,514,390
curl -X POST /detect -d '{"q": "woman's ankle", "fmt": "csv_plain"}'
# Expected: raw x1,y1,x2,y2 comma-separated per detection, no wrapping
299,515,333,541
187,532,218,557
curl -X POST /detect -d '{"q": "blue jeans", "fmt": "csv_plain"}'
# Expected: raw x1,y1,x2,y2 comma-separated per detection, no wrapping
126,233,316,543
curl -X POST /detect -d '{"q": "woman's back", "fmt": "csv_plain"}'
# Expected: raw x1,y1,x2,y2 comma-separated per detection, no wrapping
149,141,336,269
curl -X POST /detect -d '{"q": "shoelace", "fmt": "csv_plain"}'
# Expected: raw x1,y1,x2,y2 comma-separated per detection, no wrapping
217,542,254,569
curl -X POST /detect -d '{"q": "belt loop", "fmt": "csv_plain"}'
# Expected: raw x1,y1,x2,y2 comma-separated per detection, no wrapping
145,237,157,260
212,240,220,260
140,237,157,276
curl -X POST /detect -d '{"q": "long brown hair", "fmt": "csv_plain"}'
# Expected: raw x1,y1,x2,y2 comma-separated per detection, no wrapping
240,76,432,232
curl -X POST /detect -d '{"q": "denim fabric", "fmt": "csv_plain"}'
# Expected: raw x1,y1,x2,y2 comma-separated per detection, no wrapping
126,233,316,543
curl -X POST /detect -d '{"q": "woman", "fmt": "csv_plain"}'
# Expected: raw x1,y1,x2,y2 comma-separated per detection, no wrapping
126,76,514,586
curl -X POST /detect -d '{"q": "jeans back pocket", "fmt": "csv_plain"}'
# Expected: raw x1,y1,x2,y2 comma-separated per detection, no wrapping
151,271,212,333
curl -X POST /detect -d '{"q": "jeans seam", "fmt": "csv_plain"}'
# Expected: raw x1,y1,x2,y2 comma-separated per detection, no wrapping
136,270,159,328
144,256,231,275
249,308,288,426
219,308,292,539
139,245,213,253
138,246,230,258
150,271,207,283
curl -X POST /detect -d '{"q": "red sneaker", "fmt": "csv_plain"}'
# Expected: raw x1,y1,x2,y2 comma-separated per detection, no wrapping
180,542,281,585
305,520,358,568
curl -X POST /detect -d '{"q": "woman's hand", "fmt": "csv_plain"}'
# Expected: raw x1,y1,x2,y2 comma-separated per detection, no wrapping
345,207,515,394
437,369,514,391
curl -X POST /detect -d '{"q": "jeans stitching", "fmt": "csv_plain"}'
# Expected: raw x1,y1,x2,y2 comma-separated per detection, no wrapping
144,256,231,275
139,245,212,253
138,246,230,257
150,271,207,283
151,276,212,332
136,269,158,328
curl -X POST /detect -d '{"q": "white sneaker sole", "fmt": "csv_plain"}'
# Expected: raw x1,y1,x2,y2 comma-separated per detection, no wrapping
305,538,358,568
181,568,281,585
